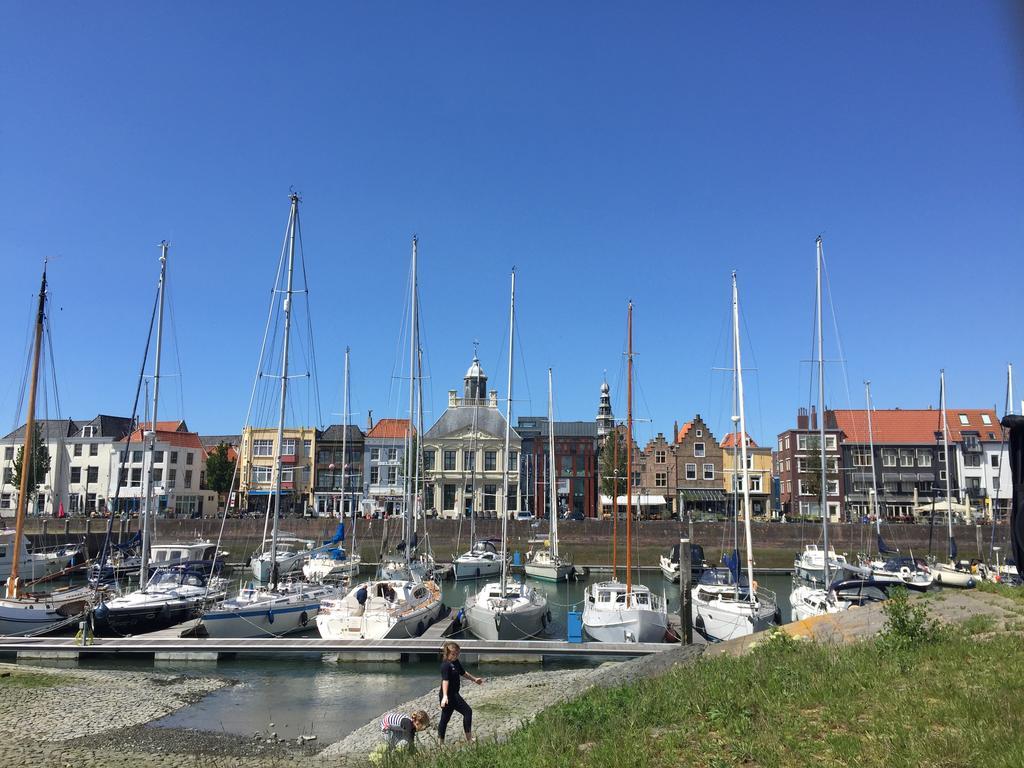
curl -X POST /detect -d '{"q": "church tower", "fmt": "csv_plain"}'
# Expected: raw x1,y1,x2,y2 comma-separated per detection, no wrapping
596,377,614,437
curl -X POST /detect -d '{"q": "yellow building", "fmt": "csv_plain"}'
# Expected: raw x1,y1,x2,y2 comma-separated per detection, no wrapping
720,432,773,519
238,425,317,515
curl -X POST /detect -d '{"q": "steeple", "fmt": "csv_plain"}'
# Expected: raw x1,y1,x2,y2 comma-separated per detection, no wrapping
464,346,488,402
596,375,614,437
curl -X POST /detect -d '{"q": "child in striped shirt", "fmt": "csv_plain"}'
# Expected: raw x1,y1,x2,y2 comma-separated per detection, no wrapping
379,709,430,752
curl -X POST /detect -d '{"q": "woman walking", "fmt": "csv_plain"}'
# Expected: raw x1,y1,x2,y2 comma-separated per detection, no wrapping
438,640,484,745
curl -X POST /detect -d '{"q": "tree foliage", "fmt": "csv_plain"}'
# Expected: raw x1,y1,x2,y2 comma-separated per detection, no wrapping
204,442,236,495
599,430,628,498
11,423,51,505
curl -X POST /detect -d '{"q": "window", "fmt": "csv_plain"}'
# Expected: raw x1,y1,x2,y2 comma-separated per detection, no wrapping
70,467,82,483
696,429,703,437
703,463,714,480
899,450,914,467
371,448,380,461
508,450,519,471
89,443,98,457
655,472,667,487
130,468,142,487
303,439,311,456
281,468,294,483
917,451,932,467
939,470,947,481
153,468,162,482
797,435,809,451
118,468,128,486
387,467,397,484
993,477,1000,491
281,439,296,456
826,479,839,496
423,450,435,471
981,414,992,426
2,468,11,485
253,439,273,457
184,470,193,486
186,452,194,465
484,484,497,511
443,450,456,471
852,449,871,467
778,439,784,452
168,469,176,485
484,451,496,471
694,442,705,457
87,467,98,483
252,466,272,483
132,450,143,463
964,454,981,467
825,435,837,451
797,457,808,473
170,451,179,464
1,494,10,509
153,450,164,463
370,467,379,484
958,414,969,425
991,454,1000,468
631,471,641,487
882,451,897,467
655,450,666,464
798,480,809,496
82,425,95,438
938,451,946,463
685,463,696,480
73,443,82,457
506,482,518,511
750,475,762,492
387,448,398,462
463,450,476,471
785,437,790,450
443,484,457,511
425,485,435,510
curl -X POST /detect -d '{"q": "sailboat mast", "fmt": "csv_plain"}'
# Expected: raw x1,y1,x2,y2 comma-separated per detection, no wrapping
625,301,634,601
6,266,46,599
139,242,168,587
865,381,881,544
732,273,755,604
816,237,830,587
940,370,954,559
612,424,618,579
548,368,558,559
499,269,515,596
270,193,299,587
405,236,418,560
340,346,349,520
1008,363,1015,416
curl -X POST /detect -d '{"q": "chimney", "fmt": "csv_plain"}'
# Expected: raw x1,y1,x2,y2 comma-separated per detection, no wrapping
673,420,679,441
810,405,818,430
366,410,374,430
797,407,809,430
489,390,498,408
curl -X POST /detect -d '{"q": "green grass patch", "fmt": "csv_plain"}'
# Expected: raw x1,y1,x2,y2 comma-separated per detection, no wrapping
400,605,1024,768
978,581,1024,605
0,670,72,689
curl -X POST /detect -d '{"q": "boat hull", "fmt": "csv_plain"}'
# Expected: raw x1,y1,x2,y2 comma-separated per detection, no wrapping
94,599,204,636
932,564,976,588
581,605,668,644
464,600,547,641
692,596,776,642
452,558,502,581
201,589,329,638
523,562,573,582
0,587,92,636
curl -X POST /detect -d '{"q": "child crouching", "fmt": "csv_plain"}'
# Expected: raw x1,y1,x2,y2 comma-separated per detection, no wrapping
379,709,430,753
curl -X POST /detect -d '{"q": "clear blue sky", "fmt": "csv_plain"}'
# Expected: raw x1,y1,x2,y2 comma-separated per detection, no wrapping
2,3,1022,446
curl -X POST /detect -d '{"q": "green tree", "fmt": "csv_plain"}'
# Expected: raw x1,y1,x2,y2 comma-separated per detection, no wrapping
204,443,236,496
11,423,51,506
599,430,628,498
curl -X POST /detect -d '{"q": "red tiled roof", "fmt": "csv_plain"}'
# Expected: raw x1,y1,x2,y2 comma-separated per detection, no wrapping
135,420,188,433
122,427,206,454
675,421,693,444
366,418,415,439
720,431,758,449
831,409,1002,445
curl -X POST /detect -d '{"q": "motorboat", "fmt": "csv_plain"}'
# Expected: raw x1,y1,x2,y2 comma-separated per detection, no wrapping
303,547,360,582
863,556,933,592
794,544,865,584
581,580,668,643
93,566,228,636
791,577,890,622
659,542,708,583
0,529,81,583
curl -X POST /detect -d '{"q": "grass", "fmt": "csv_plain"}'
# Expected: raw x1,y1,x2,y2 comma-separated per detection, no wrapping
0,670,72,689
398,612,1024,768
978,581,1024,606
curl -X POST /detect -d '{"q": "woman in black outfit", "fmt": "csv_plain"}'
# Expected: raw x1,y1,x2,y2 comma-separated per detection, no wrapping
438,640,484,745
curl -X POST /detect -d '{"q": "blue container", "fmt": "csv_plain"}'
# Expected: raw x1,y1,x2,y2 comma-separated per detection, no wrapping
512,550,522,566
567,611,584,643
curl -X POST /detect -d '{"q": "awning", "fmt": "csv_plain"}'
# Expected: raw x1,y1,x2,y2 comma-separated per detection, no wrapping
599,494,668,506
900,472,919,482
881,473,899,482
917,472,935,481
679,489,727,502
850,473,873,483
248,490,287,496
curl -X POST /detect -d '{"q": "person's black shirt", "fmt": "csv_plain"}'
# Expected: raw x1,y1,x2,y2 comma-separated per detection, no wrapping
440,659,466,697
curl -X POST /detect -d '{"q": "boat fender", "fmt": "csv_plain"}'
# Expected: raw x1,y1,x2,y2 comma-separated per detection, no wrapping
299,611,309,627
267,610,275,625
476,567,481,578
773,607,782,625
416,621,424,635
245,555,252,567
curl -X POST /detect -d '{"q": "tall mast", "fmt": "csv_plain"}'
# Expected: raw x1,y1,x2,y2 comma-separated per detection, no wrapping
625,301,634,601
940,370,954,560
612,423,618,579
816,236,830,587
139,241,168,588
732,272,755,604
270,193,299,587
415,345,426,548
865,381,881,544
405,236,418,561
340,346,349,520
6,266,47,599
499,269,515,595
547,368,558,559
1008,363,1015,416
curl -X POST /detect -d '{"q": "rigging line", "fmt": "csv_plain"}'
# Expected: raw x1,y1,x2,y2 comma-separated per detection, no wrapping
165,278,187,423
820,246,856,420
43,309,62,421
513,313,533,418
737,289,767,446
295,214,324,428
12,293,36,433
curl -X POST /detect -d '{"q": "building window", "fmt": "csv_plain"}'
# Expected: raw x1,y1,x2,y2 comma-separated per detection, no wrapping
186,452,194,465
958,414,969,425
253,440,273,457
153,450,164,463
685,463,696,480
132,450,143,463
423,450,435,471
169,469,177,485
281,467,294,483
506,482,518,512
89,443,98,457
750,475,762,492
703,464,714,480
387,467,397,484
484,484,497,511
939,470,947,482
443,484,457,511
882,451,896,467
797,435,808,451
443,450,456,471
370,448,380,461
798,480,809,496
387,448,398,462
153,468,163,483
694,443,705,457
899,450,914,467
827,479,839,496
70,467,82,483
938,451,945,463
130,468,142,487
370,467,379,484
825,435,837,451
964,454,982,467
171,451,179,464
87,467,98,483
73,444,82,457
425,484,435,509
917,451,932,467
508,450,519,471
184,470,193,487
282,439,296,456
252,466,271,484
484,451,496,471
852,449,871,467
655,472,667,487
796,457,808,473
464,450,476,471
991,454,1000,468
993,477,1000,491
303,439,311,456
696,429,703,437
0,493,10,509
655,450,666,464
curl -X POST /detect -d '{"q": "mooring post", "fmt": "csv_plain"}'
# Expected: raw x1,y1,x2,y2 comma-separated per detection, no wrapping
680,536,692,644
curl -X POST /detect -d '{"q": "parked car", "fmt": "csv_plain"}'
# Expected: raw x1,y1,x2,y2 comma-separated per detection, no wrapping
513,511,534,521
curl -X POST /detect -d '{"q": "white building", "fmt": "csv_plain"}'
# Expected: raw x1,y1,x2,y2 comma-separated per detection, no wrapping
950,409,1011,521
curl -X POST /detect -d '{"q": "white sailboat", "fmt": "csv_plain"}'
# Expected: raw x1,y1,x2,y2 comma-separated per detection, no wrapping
582,301,668,644
524,369,575,582
692,272,777,642
317,236,442,640
0,266,91,636
465,270,549,641
202,193,340,638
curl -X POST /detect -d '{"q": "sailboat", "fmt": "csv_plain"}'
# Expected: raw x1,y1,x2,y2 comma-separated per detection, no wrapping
931,371,977,588
691,272,778,642
790,238,890,621
201,194,338,638
316,236,443,640
524,369,575,582
464,270,549,641
0,266,92,636
581,301,668,644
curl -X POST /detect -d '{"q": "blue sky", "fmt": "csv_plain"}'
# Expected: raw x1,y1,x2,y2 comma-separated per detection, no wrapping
2,3,1022,446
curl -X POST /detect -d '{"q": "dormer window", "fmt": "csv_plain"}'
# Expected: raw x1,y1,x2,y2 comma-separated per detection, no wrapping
82,425,95,438
958,414,969,425
981,414,992,426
